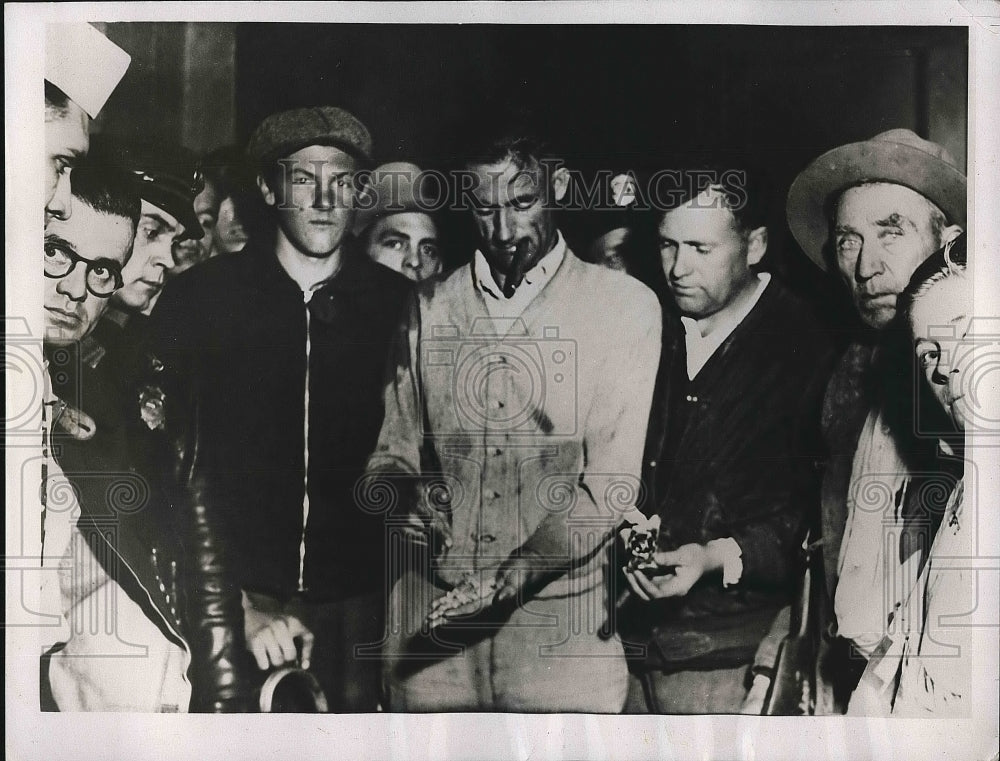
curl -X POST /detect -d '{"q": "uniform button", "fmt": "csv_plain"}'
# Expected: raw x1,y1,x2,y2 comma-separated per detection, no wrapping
692,395,699,402
649,460,657,468
472,533,497,544
497,355,507,364
495,400,505,409
492,447,503,456
685,395,692,401
487,490,501,500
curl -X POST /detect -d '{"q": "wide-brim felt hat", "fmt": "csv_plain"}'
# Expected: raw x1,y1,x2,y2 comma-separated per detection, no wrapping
352,162,439,235
786,128,967,271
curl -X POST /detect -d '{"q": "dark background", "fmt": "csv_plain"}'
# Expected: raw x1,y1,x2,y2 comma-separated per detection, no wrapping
95,23,968,330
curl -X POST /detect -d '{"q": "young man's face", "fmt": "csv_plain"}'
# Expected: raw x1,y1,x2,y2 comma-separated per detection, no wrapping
911,274,976,433
44,202,133,345
260,144,359,258
467,156,567,291
833,182,958,329
589,227,631,272
658,188,763,323
366,212,441,281
172,179,219,275
214,196,249,255
44,100,89,225
114,200,185,315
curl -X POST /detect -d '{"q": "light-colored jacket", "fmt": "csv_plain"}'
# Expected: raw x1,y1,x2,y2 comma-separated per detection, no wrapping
367,249,661,711
47,519,191,712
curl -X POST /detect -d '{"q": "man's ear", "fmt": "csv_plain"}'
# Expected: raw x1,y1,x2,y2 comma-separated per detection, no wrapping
746,225,768,267
940,224,963,248
551,166,570,204
257,174,276,207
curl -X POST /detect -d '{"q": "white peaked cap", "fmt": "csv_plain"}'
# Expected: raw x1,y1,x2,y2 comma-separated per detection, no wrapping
45,23,131,119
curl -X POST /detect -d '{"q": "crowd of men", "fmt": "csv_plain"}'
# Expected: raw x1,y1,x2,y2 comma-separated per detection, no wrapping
33,23,987,715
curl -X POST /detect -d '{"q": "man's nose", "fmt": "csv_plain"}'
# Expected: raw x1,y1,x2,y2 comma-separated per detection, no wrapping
55,264,88,302
492,208,514,245
671,246,695,279
401,244,421,271
315,179,346,210
150,239,176,270
47,171,73,221
855,242,884,282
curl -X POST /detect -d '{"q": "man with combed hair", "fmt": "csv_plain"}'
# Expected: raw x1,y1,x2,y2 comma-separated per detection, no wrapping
367,125,661,712
621,165,835,713
786,128,966,710
42,162,252,712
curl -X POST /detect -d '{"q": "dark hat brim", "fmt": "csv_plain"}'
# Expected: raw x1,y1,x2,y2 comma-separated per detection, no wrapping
786,139,967,272
131,177,204,241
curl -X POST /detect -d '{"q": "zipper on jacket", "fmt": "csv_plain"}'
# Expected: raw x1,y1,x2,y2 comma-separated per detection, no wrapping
298,291,313,592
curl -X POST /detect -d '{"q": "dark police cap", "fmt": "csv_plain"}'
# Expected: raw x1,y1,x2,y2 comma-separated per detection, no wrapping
90,138,205,240
247,106,373,166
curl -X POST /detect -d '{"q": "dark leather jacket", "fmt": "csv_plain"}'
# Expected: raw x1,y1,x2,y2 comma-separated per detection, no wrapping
47,308,251,712
150,239,411,603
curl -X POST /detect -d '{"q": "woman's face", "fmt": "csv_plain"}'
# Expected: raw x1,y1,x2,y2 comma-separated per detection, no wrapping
910,275,975,432
214,195,249,255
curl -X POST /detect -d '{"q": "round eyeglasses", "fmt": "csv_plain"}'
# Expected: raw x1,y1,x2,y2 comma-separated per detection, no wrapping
43,242,124,298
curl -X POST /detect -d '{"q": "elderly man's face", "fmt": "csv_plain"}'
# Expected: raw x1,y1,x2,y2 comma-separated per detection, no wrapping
833,183,954,329
366,212,441,281
260,144,358,259
44,202,133,345
44,100,89,224
114,200,185,315
468,156,568,292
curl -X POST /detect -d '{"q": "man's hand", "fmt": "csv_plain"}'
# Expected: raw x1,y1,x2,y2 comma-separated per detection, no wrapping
624,542,721,600
433,548,566,622
492,548,564,604
242,595,314,671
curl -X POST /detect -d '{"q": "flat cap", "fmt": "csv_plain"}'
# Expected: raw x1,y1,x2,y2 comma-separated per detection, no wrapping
91,138,205,240
247,106,373,166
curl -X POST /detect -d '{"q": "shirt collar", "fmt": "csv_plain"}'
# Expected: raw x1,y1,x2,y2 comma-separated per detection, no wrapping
680,272,771,341
474,231,566,301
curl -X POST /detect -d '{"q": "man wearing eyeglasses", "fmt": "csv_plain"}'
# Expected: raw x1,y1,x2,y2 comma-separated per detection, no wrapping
43,164,135,346
42,159,252,712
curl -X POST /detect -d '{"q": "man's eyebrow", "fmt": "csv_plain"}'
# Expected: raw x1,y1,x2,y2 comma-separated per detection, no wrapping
377,227,410,242
950,313,968,325
55,148,85,163
507,191,539,206
141,213,176,231
876,212,915,229
45,233,77,254
833,224,860,235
